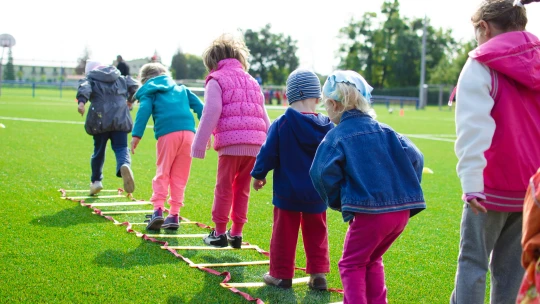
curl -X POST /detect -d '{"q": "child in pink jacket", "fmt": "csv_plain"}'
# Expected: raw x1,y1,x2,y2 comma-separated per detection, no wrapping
192,34,270,248
451,1,540,303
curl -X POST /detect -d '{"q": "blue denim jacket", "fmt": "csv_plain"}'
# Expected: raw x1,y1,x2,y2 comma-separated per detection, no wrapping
309,110,426,222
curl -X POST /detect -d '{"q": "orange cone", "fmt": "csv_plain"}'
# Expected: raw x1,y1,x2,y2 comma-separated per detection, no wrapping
399,109,405,116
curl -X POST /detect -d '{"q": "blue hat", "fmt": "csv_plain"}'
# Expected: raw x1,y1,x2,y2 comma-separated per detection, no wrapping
286,69,321,104
322,70,373,103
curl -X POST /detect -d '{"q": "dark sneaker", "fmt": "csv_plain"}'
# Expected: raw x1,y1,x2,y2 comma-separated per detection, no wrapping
263,273,292,289
308,273,327,291
145,209,164,230
203,230,227,247
162,214,179,230
226,229,242,249
120,164,135,193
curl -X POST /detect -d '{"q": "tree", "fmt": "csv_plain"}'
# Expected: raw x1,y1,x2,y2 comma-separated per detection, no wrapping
171,49,188,80
75,46,91,75
3,48,15,81
16,66,23,81
337,0,456,89
185,54,206,79
244,24,299,85
429,39,475,85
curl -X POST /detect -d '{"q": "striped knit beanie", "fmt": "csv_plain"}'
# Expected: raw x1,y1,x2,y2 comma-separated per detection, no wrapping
286,69,321,104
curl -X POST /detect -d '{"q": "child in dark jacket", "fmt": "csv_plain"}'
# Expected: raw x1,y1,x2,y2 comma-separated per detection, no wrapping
310,70,425,303
251,69,334,290
76,60,139,195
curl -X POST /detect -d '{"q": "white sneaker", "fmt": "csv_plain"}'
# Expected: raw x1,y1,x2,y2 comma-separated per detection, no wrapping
120,164,135,193
89,181,103,196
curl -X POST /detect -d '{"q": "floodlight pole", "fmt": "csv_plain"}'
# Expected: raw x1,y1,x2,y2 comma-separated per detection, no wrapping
419,15,428,109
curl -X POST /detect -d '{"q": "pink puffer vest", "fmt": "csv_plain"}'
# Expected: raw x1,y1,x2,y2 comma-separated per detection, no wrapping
206,59,267,150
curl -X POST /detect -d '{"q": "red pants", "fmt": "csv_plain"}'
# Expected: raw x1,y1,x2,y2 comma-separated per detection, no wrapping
211,155,255,234
269,207,330,279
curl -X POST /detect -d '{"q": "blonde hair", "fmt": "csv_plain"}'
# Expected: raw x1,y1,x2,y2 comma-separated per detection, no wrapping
472,0,528,31
139,62,169,84
202,34,250,72
324,82,376,118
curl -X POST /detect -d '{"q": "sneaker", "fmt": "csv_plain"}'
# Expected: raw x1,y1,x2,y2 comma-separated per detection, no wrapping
226,229,242,249
203,230,227,248
89,181,103,196
162,214,179,230
145,209,164,230
308,273,327,291
120,164,135,193
263,273,292,289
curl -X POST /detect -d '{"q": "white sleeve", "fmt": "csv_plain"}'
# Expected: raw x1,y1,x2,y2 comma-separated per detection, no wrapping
454,58,496,194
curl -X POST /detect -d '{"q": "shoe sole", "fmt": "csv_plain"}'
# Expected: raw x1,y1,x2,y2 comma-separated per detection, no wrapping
146,218,164,230
308,283,328,291
120,165,135,193
203,239,228,248
162,223,179,230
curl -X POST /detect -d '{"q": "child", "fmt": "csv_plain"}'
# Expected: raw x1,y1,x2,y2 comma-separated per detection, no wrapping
191,34,270,248
451,1,540,303
131,63,203,230
310,70,425,303
76,60,139,195
251,69,334,290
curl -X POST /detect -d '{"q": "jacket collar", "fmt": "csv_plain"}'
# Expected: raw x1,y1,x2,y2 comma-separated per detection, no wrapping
340,109,372,123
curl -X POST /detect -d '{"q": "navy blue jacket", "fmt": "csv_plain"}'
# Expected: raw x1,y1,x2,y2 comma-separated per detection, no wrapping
310,110,426,222
251,108,334,213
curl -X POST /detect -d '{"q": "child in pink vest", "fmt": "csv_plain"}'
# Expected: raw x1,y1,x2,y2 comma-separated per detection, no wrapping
191,34,270,248
451,1,540,303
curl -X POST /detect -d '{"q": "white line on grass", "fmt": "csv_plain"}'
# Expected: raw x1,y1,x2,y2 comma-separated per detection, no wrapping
0,116,154,128
404,134,456,143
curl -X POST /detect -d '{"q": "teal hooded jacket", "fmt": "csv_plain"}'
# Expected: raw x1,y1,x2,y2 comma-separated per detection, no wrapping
132,75,203,139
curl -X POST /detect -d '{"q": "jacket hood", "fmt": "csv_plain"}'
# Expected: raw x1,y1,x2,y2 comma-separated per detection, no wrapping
470,31,540,91
284,108,333,154
87,66,121,83
135,75,176,99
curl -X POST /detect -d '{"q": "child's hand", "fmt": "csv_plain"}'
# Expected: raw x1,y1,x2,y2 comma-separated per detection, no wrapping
253,179,266,191
77,103,85,116
206,137,212,150
127,102,133,111
131,137,141,154
468,198,488,215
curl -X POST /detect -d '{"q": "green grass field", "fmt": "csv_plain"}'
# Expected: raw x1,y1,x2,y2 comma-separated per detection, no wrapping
0,91,468,303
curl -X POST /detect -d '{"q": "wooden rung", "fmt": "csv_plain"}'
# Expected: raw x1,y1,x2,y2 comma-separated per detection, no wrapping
136,233,208,238
96,210,154,215
123,221,198,226
191,260,270,268
61,189,120,192
62,195,125,199
162,245,259,250
89,201,150,207
221,276,310,288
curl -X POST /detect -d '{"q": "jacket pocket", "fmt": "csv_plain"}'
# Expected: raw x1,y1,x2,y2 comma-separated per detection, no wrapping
85,103,105,135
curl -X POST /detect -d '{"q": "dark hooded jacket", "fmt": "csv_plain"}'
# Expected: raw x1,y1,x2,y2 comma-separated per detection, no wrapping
251,108,334,213
76,66,139,135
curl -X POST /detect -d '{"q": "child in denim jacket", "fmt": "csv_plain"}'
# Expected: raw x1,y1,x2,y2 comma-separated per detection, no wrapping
310,70,426,304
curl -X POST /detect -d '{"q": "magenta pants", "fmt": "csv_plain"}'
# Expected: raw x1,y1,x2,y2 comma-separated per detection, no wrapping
151,131,194,215
269,207,330,279
339,210,410,304
211,155,255,233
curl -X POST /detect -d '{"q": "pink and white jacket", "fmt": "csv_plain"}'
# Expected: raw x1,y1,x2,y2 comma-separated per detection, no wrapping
455,31,540,212
191,59,270,159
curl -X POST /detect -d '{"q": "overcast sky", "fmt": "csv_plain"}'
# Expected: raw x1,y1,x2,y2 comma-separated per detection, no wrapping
1,0,539,74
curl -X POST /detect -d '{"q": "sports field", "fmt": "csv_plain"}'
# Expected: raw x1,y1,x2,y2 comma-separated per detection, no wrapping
0,91,472,303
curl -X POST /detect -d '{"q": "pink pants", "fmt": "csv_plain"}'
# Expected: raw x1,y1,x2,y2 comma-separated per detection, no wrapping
339,210,410,304
151,131,194,215
212,155,255,235
269,207,330,279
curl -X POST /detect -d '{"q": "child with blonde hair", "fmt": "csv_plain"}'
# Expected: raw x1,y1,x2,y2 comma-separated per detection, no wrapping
131,62,203,230
310,70,425,303
191,34,270,248
451,1,540,303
